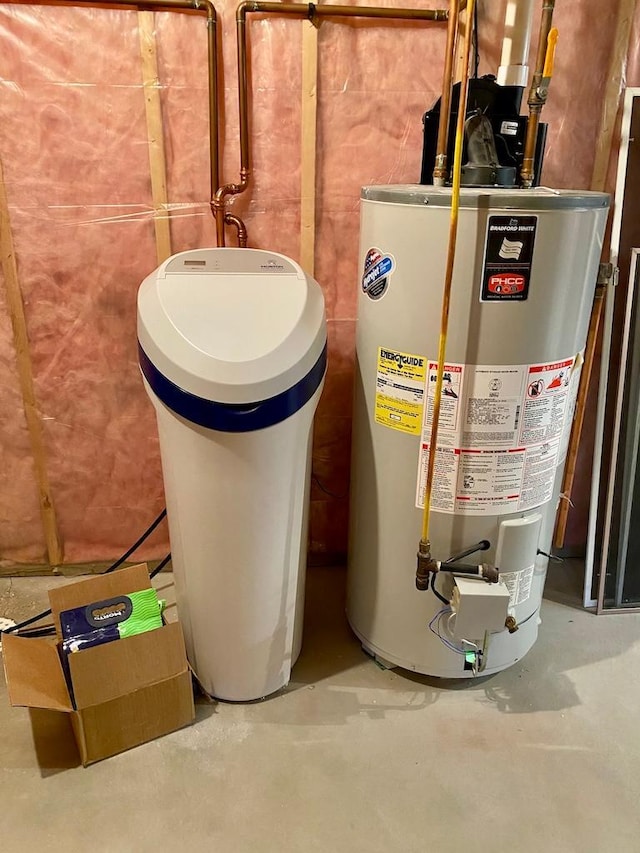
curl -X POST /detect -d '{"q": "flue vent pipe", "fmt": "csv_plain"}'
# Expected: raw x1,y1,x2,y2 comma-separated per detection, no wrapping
497,0,535,88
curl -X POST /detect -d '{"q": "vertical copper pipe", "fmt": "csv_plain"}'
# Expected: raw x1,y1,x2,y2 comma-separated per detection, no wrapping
212,2,251,245
520,0,555,187
205,3,219,201
236,6,250,184
433,0,460,185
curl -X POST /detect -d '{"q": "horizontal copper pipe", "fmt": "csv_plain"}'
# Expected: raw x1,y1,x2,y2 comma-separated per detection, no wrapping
4,0,220,210
215,0,455,246
238,2,452,21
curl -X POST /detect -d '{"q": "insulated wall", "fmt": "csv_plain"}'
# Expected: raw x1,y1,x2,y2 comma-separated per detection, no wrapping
0,0,631,567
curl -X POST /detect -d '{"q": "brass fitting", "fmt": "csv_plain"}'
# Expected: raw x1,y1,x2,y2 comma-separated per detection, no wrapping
432,153,448,187
505,615,518,633
416,539,438,591
480,563,500,584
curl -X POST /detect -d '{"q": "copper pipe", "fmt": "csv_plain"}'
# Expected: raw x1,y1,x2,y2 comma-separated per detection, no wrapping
225,212,248,247
432,0,460,186
520,0,555,188
553,278,607,549
204,2,219,202
215,0,456,247
238,2,452,21
5,0,220,216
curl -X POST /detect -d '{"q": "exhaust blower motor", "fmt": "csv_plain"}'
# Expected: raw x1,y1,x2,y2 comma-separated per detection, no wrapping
420,75,548,188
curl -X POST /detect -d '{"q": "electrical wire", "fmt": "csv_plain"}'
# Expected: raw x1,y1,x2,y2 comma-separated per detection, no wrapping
150,553,172,578
428,607,480,659
2,509,168,635
430,571,450,606
428,607,465,654
12,625,57,638
4,553,172,640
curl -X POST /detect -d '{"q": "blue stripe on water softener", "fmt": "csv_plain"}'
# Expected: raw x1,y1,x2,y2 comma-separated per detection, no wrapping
138,340,327,433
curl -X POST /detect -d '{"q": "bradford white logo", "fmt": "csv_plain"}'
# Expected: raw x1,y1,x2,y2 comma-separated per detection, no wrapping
362,247,395,300
488,273,526,294
498,238,524,260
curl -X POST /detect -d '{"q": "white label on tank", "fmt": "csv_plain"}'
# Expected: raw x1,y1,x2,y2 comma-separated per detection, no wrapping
499,565,535,606
416,445,459,512
462,365,526,449
500,120,519,136
415,357,577,515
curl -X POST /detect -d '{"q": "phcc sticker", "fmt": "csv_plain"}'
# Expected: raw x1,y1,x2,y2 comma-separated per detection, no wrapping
480,215,537,302
362,247,395,301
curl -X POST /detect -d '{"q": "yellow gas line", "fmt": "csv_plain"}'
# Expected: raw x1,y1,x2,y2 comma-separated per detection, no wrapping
421,0,476,546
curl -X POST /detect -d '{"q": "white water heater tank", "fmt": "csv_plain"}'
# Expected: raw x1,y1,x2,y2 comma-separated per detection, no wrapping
347,186,609,677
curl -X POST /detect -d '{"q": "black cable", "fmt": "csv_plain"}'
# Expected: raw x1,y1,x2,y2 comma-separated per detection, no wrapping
444,539,490,564
101,508,167,576
12,625,56,638
537,549,564,564
150,553,172,578
2,508,168,635
4,553,172,640
5,607,53,635
431,571,450,606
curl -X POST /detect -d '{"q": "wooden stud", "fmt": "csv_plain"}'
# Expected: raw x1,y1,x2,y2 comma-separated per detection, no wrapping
138,11,172,265
0,557,168,579
554,0,635,547
300,17,319,275
0,155,64,566
554,285,606,549
590,0,636,193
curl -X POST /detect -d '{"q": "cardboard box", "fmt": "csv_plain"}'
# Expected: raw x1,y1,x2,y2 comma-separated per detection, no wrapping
2,563,195,765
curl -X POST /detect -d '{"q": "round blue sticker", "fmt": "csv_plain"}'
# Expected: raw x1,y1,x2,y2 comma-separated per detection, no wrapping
362,247,395,301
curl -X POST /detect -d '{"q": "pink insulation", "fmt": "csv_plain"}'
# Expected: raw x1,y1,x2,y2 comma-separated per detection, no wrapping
0,1,632,566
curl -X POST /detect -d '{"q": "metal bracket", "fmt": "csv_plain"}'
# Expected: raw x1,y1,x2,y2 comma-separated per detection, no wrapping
598,261,619,287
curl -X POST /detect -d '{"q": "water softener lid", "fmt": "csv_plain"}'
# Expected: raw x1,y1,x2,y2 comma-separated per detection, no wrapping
137,248,327,405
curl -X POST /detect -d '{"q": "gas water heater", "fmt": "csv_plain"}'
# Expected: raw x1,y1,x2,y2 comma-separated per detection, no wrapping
347,186,609,678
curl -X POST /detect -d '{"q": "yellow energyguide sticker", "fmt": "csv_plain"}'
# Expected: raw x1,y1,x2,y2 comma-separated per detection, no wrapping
375,347,427,435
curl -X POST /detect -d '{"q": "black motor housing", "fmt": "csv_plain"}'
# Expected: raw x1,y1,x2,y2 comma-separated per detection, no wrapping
420,75,547,187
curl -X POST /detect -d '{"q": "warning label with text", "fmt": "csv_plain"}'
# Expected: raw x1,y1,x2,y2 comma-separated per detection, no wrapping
415,355,578,515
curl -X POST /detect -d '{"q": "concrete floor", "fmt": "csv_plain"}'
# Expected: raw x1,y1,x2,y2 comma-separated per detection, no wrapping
1,565,639,852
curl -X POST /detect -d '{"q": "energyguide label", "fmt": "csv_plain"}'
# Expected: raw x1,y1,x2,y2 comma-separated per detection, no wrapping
374,347,427,435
